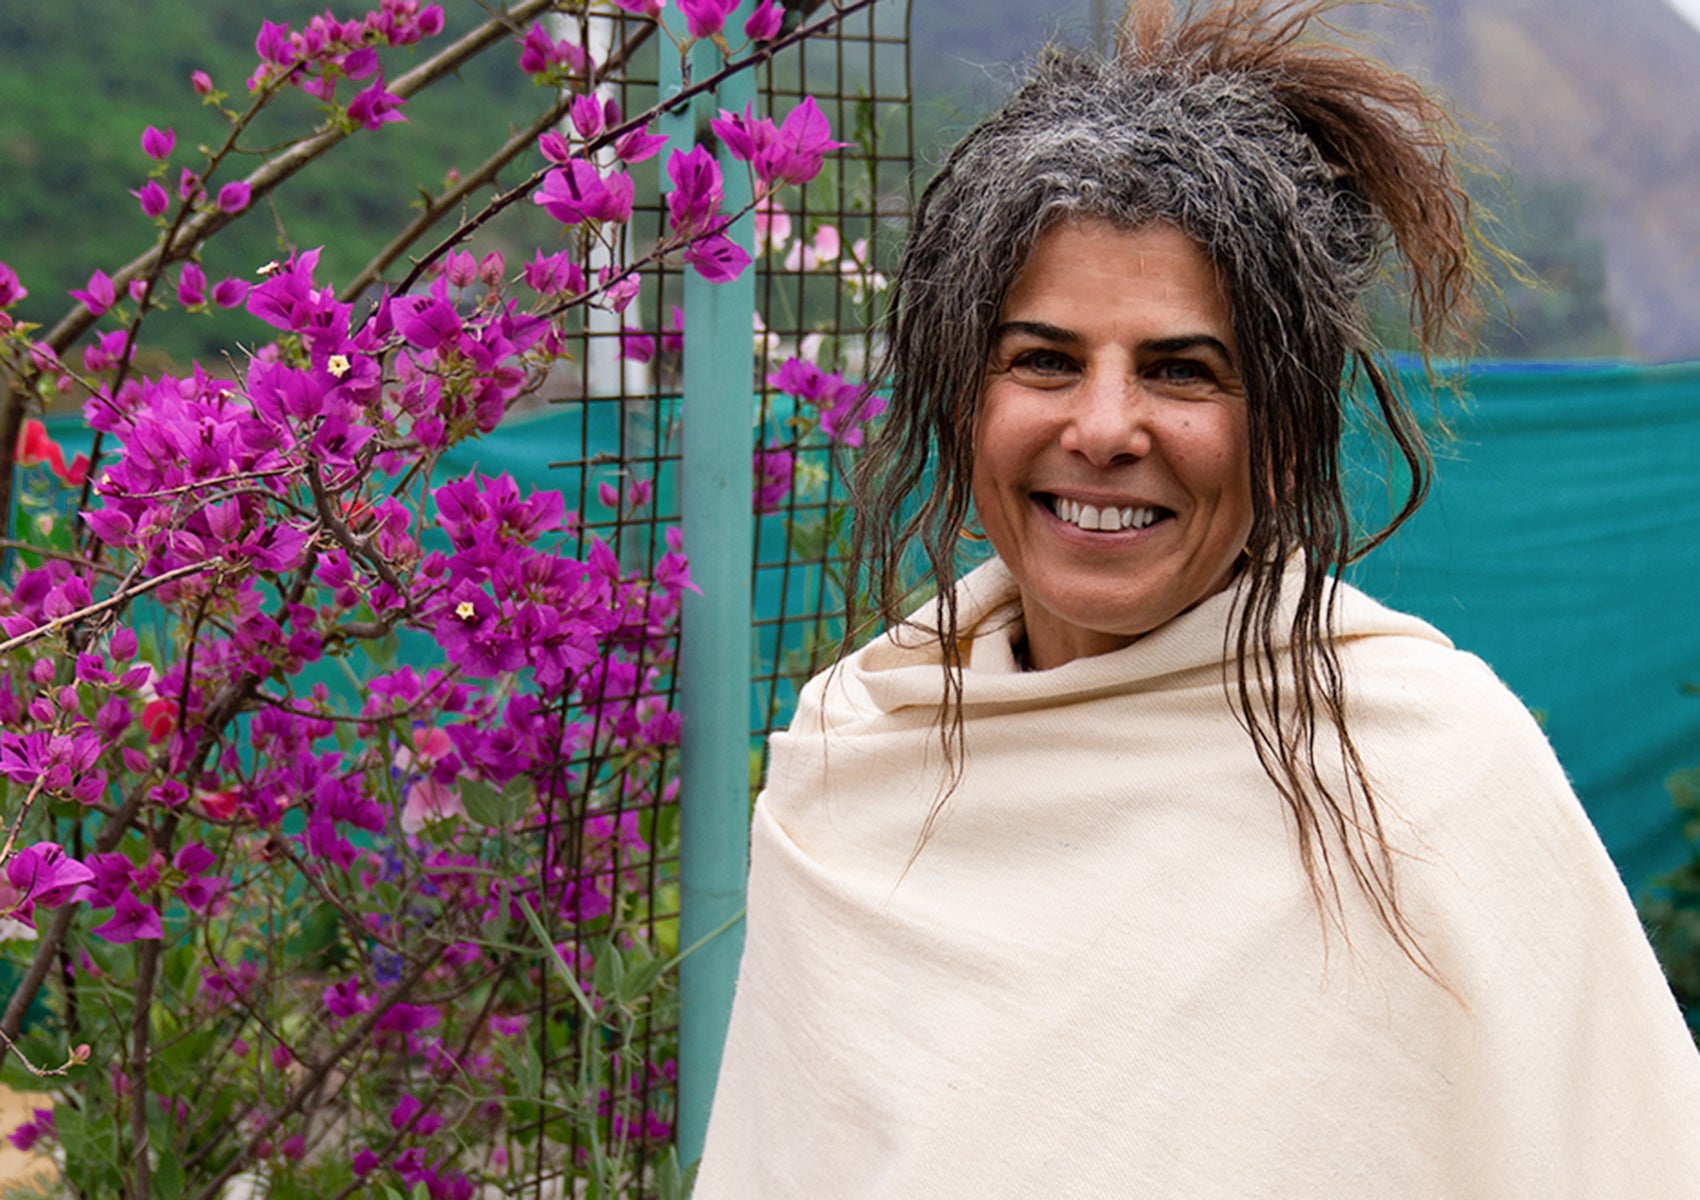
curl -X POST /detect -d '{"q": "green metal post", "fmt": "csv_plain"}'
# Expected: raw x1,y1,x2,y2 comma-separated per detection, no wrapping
662,25,754,1169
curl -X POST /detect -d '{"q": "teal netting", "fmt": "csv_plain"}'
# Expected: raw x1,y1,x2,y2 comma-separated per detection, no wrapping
1346,359,1700,890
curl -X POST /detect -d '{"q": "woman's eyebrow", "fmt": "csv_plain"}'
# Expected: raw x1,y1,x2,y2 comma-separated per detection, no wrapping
989,319,1081,345
1144,334,1237,366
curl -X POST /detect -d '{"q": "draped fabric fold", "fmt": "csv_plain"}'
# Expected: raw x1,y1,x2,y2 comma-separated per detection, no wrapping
697,559,1700,1197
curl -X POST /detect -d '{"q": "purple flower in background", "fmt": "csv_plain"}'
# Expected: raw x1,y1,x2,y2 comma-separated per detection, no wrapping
191,70,214,96
570,92,604,138
347,74,406,130
533,160,634,225
612,0,665,16
140,125,175,160
91,892,164,944
744,0,783,40
69,270,117,316
212,277,250,308
132,180,170,218
712,97,847,190
518,25,586,77
665,144,724,237
753,443,794,513
0,261,27,306
620,327,656,364
324,978,371,1020
677,0,739,39
176,261,206,307
683,233,749,283
6,843,94,909
374,1003,440,1034
393,280,462,349
613,123,669,164
216,181,251,213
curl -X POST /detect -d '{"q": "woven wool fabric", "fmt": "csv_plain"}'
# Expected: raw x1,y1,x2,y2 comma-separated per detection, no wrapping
696,559,1700,1198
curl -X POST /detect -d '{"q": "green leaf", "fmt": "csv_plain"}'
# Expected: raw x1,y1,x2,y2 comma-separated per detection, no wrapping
459,775,530,828
151,1150,183,1199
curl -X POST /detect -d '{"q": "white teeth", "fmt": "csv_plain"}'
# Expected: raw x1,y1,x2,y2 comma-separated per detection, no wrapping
1050,497,1163,532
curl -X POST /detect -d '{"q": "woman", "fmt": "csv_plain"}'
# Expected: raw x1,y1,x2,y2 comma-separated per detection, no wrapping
698,2,1700,1194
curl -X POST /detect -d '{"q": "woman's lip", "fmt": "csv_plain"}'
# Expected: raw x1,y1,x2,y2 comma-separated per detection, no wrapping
1034,489,1169,510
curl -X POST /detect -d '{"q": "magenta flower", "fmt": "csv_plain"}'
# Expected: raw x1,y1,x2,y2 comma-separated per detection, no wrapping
744,0,783,40
347,74,406,130
620,327,656,364
537,129,572,165
392,280,462,349
0,261,27,307
570,92,604,138
216,181,251,213
140,125,175,160
665,144,724,237
212,277,250,308
176,262,206,307
522,249,585,296
753,443,794,513
374,1002,440,1033
6,843,94,909
90,892,164,944
132,180,170,218
683,231,751,282
533,160,635,225
712,96,847,190
255,19,297,67
70,270,117,316
191,69,214,96
612,0,665,15
613,123,669,164
324,978,371,1020
518,25,586,77
677,0,739,39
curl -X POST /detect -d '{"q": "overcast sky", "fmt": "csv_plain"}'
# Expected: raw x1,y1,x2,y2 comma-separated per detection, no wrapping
1669,0,1700,30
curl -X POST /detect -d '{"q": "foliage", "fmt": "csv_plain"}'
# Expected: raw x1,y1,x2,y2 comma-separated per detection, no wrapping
1641,757,1700,1036
0,0,880,1194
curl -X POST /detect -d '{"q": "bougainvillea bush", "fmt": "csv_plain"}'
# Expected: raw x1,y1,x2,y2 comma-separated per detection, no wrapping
0,0,873,1194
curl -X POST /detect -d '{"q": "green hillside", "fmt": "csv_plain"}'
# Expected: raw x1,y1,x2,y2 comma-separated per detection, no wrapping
0,0,561,368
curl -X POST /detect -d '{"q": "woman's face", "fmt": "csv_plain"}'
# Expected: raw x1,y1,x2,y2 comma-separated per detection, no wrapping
971,219,1254,669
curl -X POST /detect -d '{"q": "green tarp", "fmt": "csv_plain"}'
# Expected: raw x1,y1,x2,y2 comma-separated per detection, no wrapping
1348,360,1700,891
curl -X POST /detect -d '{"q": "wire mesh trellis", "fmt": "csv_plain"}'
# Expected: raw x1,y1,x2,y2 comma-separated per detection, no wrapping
509,1,912,1192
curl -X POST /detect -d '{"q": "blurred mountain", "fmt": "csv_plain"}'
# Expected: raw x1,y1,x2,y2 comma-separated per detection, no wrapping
909,0,1700,361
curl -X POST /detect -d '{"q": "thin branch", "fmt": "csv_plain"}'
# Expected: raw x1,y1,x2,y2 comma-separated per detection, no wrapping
0,558,221,657
187,942,450,1200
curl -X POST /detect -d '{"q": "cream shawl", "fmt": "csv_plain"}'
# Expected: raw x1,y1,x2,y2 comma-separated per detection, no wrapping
697,559,1700,1197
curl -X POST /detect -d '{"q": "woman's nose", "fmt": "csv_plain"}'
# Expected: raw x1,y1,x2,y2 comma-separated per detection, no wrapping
1058,371,1153,465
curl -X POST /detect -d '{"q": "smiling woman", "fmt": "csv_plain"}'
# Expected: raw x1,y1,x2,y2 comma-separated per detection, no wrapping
695,1,1700,1194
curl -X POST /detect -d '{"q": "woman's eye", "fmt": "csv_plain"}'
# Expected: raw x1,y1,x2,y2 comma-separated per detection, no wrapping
1151,359,1209,383
1012,349,1075,375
